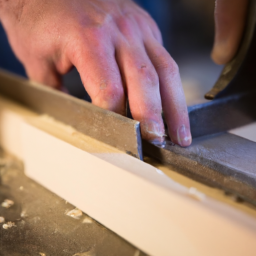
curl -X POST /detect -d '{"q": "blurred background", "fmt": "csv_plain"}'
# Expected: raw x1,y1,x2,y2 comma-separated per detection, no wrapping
0,0,223,106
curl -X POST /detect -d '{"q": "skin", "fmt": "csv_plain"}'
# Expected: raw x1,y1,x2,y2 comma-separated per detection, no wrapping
0,0,248,147
0,0,191,147
212,0,249,65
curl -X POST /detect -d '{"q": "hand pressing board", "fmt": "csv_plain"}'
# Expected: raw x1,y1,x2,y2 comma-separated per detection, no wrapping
21,120,256,256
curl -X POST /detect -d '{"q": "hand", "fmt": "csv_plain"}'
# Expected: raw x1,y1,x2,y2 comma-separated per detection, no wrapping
0,0,191,147
212,0,249,65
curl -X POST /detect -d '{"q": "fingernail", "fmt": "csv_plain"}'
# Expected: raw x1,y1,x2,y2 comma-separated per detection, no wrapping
212,41,231,65
141,120,165,143
150,138,166,148
177,125,192,147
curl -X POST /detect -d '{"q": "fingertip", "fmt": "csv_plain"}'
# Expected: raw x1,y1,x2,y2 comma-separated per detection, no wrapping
169,125,192,148
140,119,165,144
211,42,233,65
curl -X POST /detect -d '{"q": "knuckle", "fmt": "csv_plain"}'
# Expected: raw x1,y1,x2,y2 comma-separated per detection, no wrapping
97,79,124,101
95,13,113,28
115,16,134,37
156,54,179,75
80,11,113,28
78,16,113,42
86,26,105,41
139,66,159,87
92,79,124,112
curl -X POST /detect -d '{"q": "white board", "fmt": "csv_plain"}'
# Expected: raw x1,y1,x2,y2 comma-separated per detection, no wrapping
22,121,256,256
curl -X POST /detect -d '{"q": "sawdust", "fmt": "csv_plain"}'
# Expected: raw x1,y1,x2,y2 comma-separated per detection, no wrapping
0,216,5,223
82,216,93,224
3,222,16,229
187,187,206,202
21,210,28,218
1,199,14,208
39,253,46,256
65,208,83,219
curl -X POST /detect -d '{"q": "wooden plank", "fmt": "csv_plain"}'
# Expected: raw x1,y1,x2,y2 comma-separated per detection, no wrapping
22,121,256,256
1,94,256,256
0,95,37,159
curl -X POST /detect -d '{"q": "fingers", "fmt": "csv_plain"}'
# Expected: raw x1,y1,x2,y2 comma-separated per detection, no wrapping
115,40,165,144
25,61,62,89
212,0,249,65
68,38,126,116
145,40,192,147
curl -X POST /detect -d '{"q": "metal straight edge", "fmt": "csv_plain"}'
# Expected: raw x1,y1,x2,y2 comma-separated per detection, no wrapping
144,133,256,206
0,69,143,160
188,91,256,138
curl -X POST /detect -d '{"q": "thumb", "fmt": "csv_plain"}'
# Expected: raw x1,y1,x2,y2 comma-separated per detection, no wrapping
211,0,249,65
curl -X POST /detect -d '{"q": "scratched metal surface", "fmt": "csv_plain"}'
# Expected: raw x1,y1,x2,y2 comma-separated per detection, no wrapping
0,154,147,256
144,133,256,206
0,70,142,160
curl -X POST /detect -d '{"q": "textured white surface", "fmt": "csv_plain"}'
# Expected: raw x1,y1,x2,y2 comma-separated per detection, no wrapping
0,96,36,159
22,121,256,256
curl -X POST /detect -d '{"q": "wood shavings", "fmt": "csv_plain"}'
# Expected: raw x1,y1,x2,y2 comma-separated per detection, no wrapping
33,216,41,223
39,253,46,256
0,216,5,223
19,186,24,191
188,187,206,202
65,208,83,219
21,210,28,218
1,199,14,208
3,222,16,229
82,216,93,224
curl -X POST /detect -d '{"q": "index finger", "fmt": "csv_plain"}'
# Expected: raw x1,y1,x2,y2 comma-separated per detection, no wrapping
145,40,192,147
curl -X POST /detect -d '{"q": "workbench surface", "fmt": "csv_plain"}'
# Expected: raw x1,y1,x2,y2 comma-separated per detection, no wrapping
0,153,147,256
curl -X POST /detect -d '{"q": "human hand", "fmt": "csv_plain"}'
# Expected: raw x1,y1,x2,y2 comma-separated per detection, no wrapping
0,0,191,147
211,0,249,65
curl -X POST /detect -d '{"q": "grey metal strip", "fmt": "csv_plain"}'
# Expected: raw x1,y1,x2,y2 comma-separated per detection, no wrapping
144,133,256,205
0,70,143,159
188,91,256,138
